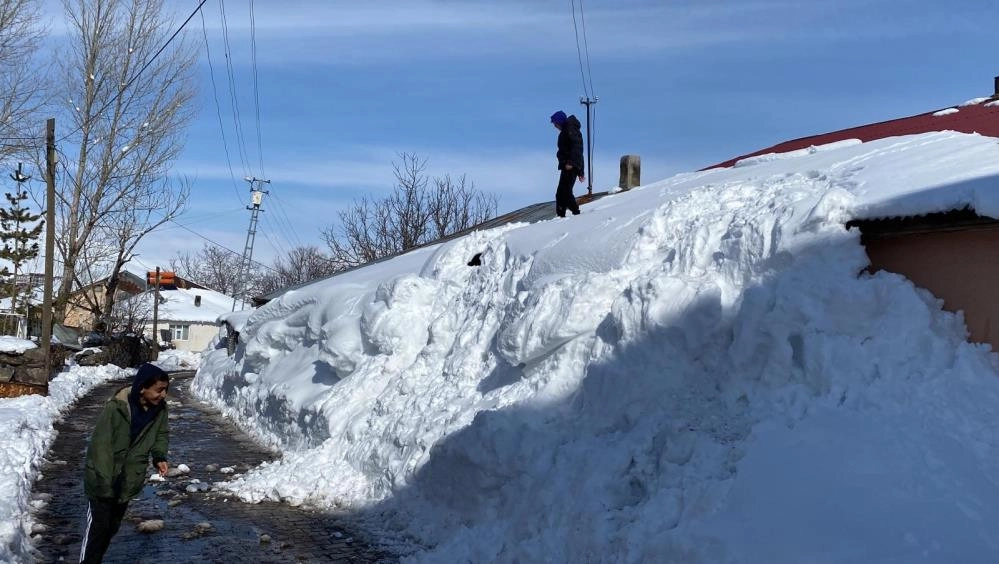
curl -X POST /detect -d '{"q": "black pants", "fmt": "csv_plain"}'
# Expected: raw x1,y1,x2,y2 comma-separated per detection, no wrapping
79,498,128,563
555,168,580,217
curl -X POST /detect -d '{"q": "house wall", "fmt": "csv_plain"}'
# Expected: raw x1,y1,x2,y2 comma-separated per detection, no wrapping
64,282,145,331
863,227,999,349
63,287,103,330
144,322,222,353
185,323,222,352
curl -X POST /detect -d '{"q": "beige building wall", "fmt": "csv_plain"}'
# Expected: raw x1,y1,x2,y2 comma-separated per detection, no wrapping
863,227,999,349
63,287,103,330
145,322,222,353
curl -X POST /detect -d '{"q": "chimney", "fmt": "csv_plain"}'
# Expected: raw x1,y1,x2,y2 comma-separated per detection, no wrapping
194,295,202,307
994,75,999,98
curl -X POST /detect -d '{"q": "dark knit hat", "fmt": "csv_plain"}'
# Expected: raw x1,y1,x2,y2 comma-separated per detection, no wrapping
130,363,169,399
550,110,567,126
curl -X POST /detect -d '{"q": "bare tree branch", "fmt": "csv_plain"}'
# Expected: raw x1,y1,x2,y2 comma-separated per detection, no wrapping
321,153,497,271
255,245,339,296
50,0,197,322
170,242,247,297
0,0,46,158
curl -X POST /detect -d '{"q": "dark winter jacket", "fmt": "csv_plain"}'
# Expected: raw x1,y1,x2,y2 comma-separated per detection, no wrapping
83,385,169,503
556,115,585,172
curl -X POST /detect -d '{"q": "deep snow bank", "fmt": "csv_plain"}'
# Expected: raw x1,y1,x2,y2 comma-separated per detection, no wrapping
193,132,999,562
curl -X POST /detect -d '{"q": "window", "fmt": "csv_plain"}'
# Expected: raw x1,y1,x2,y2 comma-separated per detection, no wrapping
169,324,190,341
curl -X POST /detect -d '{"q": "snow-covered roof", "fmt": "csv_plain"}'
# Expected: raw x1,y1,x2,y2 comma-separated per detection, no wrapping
131,287,233,324
707,92,999,169
121,263,150,281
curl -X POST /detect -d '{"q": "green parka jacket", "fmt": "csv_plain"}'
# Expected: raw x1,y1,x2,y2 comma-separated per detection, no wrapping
83,386,169,503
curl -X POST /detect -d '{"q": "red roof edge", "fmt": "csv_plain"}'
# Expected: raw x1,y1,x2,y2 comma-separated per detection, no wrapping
702,94,999,170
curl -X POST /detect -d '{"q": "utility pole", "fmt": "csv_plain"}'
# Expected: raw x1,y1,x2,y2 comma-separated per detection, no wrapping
151,267,159,361
579,96,597,195
41,118,55,390
233,177,269,311
24,273,36,339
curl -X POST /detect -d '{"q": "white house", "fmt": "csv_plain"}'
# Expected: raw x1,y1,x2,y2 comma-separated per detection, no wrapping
141,287,233,353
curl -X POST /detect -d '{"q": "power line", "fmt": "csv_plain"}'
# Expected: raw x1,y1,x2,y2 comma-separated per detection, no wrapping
200,1,304,264
267,192,306,249
244,1,304,253
258,213,290,255
166,218,279,274
249,0,265,178
58,0,210,144
569,0,590,100
259,210,294,255
0,135,45,151
199,6,244,206
570,0,597,194
578,0,595,98
245,0,301,251
259,222,289,260
159,208,244,229
218,0,252,175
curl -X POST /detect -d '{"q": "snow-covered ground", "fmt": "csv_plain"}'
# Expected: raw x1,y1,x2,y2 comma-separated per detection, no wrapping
152,348,204,372
189,131,999,562
0,361,132,562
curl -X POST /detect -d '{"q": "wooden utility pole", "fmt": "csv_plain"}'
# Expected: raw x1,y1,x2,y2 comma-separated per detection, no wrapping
40,118,55,390
151,267,160,361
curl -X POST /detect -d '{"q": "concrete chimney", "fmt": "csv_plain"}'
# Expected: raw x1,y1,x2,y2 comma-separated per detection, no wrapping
619,155,641,190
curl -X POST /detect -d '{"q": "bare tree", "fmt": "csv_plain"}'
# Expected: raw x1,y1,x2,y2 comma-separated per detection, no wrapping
255,245,339,296
170,242,245,296
428,172,497,240
49,0,197,322
106,285,151,335
321,153,498,270
0,0,45,159
96,178,188,323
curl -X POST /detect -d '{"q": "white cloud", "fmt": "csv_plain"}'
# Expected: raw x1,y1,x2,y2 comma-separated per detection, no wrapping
197,1,803,66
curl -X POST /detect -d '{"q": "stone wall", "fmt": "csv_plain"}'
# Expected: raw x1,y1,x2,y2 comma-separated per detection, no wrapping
0,345,73,395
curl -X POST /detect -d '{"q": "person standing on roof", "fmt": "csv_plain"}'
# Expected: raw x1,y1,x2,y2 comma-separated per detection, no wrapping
79,363,170,563
550,110,585,217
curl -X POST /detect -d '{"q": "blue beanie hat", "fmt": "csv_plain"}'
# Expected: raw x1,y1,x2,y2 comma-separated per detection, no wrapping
550,110,567,126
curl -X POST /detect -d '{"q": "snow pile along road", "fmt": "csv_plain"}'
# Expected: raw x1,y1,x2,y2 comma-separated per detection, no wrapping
193,132,999,562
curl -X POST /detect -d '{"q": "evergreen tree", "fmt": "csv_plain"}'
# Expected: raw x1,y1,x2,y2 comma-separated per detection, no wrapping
0,163,43,320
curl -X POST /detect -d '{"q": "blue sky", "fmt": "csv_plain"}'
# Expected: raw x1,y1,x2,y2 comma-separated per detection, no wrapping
52,0,997,269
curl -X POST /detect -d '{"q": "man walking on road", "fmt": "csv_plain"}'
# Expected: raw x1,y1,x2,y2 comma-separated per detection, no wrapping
550,109,585,217
80,363,171,563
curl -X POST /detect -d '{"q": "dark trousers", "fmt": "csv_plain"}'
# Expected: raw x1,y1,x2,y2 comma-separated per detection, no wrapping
555,168,580,217
79,498,128,563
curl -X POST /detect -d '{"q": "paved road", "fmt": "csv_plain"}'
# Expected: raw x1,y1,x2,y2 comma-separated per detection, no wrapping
29,371,395,563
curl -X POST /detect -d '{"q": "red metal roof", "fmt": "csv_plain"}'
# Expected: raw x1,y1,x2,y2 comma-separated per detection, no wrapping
705,95,999,170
